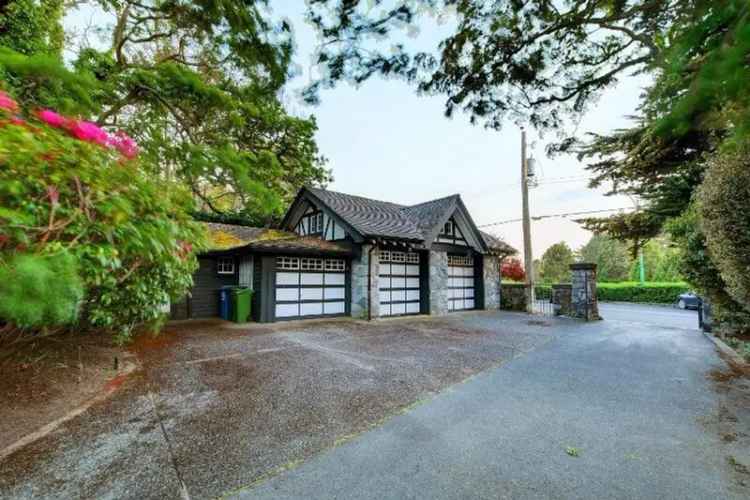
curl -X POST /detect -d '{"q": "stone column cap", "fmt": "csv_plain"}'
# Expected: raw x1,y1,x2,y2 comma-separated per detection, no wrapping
570,262,597,271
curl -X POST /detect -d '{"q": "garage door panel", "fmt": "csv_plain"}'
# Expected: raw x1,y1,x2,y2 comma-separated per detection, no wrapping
276,303,299,317
380,304,391,316
448,255,476,312
325,287,345,300
406,289,420,301
325,273,345,285
391,264,406,276
276,272,299,285
466,299,475,309
406,302,420,314
391,302,407,315
324,301,345,314
300,302,323,316
276,288,299,301
379,263,391,275
406,277,419,288
391,277,406,289
405,264,419,276
300,273,323,285
391,290,406,302
379,277,391,289
300,288,323,301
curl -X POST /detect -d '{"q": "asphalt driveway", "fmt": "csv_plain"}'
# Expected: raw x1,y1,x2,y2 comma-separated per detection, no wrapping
0,312,554,499
2,308,747,500
242,308,750,500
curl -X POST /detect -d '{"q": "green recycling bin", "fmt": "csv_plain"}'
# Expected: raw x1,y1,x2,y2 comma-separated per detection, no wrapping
231,287,252,323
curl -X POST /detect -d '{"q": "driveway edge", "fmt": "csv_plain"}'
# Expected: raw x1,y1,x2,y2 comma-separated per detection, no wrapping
0,360,139,462
702,331,749,372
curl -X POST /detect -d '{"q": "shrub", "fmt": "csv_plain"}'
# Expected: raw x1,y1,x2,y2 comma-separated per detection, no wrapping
0,90,206,340
0,252,83,327
699,142,750,314
501,257,525,282
596,282,690,304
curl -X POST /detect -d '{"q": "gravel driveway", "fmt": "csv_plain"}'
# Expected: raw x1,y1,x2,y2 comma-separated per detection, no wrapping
0,311,553,499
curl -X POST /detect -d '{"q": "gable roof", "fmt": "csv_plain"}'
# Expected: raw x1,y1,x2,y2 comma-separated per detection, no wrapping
286,187,515,255
307,187,423,241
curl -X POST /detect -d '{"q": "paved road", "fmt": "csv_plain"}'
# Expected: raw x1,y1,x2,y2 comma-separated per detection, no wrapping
240,311,748,499
600,301,699,330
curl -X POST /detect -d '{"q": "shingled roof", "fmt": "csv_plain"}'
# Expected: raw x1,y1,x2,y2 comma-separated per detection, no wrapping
306,187,516,254
308,187,423,240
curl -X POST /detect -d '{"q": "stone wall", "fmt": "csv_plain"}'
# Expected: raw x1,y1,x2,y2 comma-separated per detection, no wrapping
429,250,449,315
570,263,600,321
552,284,572,316
351,244,379,319
483,255,501,309
501,283,528,311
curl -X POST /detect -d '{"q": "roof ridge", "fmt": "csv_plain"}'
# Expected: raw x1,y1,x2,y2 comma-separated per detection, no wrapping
402,193,460,210
308,186,405,208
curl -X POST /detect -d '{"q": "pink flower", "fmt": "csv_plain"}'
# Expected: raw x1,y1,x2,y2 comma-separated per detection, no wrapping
38,109,67,128
0,91,18,113
10,116,25,125
67,120,110,146
109,130,139,159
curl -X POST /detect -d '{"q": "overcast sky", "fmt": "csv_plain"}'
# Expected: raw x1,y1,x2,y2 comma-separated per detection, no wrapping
66,3,648,260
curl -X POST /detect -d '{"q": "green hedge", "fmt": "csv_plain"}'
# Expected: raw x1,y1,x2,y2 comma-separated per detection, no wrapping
528,282,690,304
596,282,689,304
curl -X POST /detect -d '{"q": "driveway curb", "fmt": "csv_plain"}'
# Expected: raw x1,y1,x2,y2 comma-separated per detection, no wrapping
702,331,749,372
0,360,138,462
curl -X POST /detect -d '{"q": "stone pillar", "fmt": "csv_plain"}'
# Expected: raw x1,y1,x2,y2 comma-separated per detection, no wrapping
483,255,501,309
570,263,600,321
351,244,379,319
429,250,449,315
551,284,572,316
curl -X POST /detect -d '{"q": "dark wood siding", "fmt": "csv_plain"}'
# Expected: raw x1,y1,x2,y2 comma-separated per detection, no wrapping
190,257,239,318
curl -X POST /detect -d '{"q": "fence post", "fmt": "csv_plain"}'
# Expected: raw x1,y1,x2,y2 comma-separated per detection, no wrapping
569,263,601,321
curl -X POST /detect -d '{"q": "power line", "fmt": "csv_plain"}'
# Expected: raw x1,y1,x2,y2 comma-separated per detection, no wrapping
478,206,635,228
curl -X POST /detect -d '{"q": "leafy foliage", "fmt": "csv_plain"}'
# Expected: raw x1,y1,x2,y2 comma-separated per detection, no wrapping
577,234,631,282
0,252,83,327
539,242,574,283
500,257,525,282
699,142,750,313
0,94,205,339
306,0,672,129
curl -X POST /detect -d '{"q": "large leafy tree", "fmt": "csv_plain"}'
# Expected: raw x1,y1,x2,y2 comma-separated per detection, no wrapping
539,242,575,283
577,234,631,282
1,0,332,224
305,0,678,129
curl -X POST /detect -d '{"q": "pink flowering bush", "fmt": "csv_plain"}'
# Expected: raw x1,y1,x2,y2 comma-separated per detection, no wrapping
0,89,206,339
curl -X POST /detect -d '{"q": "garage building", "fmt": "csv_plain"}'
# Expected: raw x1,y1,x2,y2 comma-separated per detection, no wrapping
170,187,515,322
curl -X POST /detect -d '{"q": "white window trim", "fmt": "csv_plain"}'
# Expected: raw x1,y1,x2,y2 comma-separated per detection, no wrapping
217,257,235,274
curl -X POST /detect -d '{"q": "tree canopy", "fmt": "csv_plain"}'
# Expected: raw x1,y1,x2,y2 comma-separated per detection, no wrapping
0,0,332,225
539,242,575,283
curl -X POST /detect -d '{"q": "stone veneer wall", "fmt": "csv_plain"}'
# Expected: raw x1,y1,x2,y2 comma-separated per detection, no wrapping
351,244,379,319
570,263,600,321
500,283,528,311
552,284,572,316
429,250,449,315
483,255,501,309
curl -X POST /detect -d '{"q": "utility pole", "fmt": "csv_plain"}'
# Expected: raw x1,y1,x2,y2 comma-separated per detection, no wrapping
521,128,535,312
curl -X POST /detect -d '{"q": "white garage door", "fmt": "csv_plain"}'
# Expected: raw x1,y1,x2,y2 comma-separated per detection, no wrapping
448,254,475,311
379,250,421,317
274,256,347,319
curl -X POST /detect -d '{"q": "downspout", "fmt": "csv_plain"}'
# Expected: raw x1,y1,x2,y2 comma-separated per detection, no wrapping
367,241,376,321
